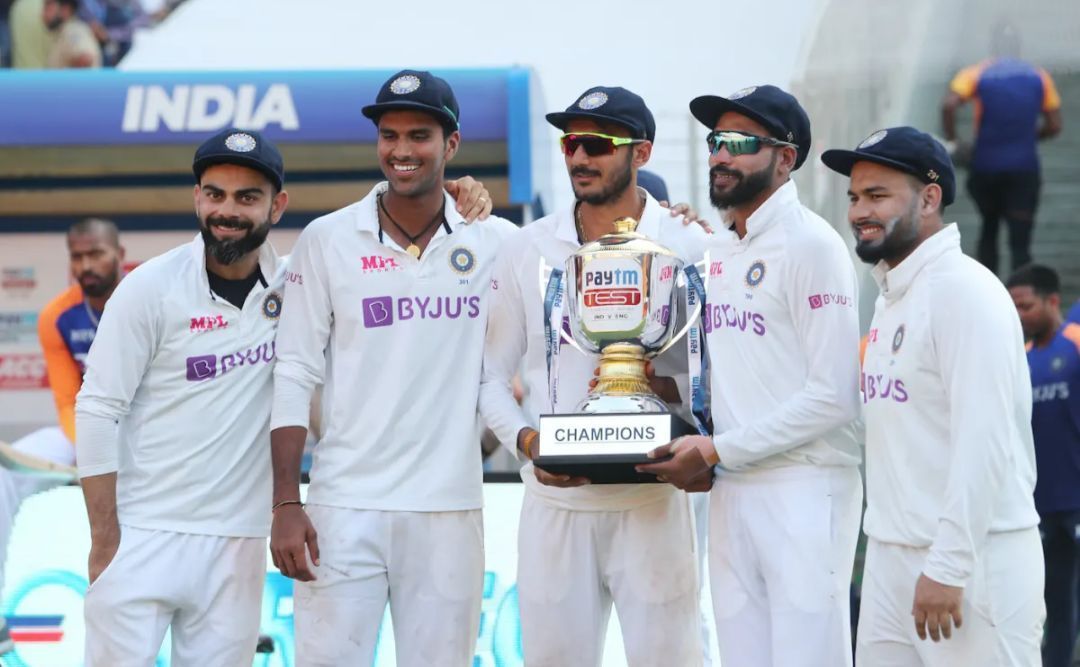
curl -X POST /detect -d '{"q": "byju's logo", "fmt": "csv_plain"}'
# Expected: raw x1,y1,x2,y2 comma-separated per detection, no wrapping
362,296,395,328
186,355,217,381
185,342,275,382
361,295,482,329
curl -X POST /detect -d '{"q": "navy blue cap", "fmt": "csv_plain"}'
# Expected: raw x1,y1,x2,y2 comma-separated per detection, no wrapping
821,126,956,206
690,85,812,170
193,128,284,191
637,169,669,202
546,86,656,142
361,70,460,134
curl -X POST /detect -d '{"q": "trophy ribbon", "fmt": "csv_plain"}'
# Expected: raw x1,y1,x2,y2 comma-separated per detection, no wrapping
683,250,712,436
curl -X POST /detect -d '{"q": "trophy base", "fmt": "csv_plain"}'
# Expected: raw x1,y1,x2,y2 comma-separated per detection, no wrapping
535,413,698,484
534,453,674,484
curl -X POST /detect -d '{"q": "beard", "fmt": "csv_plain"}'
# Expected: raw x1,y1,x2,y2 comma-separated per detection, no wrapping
708,153,777,210
853,198,921,264
200,215,271,265
571,152,633,206
77,262,120,298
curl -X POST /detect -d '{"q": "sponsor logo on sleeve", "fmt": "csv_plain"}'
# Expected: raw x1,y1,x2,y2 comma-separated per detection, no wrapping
808,293,854,310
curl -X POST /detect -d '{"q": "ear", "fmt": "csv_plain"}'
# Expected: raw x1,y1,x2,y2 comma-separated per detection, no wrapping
776,145,797,176
632,140,653,169
270,190,289,225
922,183,943,216
444,130,461,163
118,245,126,262
193,184,201,217
1049,293,1061,310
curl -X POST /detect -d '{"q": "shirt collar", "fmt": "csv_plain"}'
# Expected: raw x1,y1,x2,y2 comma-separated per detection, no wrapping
871,224,961,301
354,181,468,239
717,179,799,243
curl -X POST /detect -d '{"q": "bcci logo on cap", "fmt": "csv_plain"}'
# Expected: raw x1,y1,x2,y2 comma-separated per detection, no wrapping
390,75,421,95
729,86,757,100
859,130,888,149
578,92,608,110
225,132,257,153
449,247,476,275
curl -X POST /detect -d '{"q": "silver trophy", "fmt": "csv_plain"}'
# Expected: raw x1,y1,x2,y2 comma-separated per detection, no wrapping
537,218,702,483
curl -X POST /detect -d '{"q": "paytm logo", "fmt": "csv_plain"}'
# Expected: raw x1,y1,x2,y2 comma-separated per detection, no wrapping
122,84,299,133
185,341,275,381
361,295,482,328
584,269,639,287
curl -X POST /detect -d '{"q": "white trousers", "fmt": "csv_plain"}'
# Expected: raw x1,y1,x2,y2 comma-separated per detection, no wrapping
0,427,73,594
294,505,484,667
709,465,863,667
83,525,265,667
517,490,703,667
856,529,1045,666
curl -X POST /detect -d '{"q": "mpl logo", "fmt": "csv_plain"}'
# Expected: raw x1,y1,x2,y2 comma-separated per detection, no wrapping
709,261,724,278
189,314,228,333
121,84,299,133
360,255,404,273
185,341,275,381
583,288,641,308
658,266,676,283
361,295,482,328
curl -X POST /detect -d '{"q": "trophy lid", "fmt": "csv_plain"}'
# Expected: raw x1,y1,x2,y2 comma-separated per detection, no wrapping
576,217,677,257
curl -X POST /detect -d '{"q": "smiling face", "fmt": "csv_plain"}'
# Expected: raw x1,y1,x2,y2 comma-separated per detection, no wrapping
847,161,928,265
194,163,287,265
377,110,459,199
707,111,794,211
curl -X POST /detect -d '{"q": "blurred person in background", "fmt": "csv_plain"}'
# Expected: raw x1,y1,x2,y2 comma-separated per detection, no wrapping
0,218,123,656
1007,263,1080,667
0,0,13,66
78,0,184,65
942,21,1063,275
43,0,100,68
9,0,48,67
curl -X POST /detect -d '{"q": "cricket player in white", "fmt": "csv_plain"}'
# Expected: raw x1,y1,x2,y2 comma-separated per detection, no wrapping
822,126,1044,665
481,86,708,667
268,70,517,667
75,128,290,665
640,85,863,667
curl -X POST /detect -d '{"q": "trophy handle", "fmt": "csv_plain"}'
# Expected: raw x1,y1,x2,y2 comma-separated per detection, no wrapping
654,259,705,357
538,256,587,354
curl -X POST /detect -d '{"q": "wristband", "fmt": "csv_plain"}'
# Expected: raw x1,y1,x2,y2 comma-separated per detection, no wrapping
521,430,539,459
272,499,303,512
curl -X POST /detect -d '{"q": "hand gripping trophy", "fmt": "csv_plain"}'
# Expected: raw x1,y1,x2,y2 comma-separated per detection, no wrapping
537,217,709,483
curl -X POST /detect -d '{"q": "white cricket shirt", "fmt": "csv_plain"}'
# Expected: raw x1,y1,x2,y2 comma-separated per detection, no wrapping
480,191,708,511
75,235,285,537
861,224,1039,586
271,183,518,512
704,180,862,471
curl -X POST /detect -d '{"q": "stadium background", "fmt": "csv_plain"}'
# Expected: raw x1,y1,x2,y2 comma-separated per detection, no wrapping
0,0,1077,664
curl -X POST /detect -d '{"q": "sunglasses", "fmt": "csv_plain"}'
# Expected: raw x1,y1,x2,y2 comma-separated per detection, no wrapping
706,130,797,156
560,132,646,157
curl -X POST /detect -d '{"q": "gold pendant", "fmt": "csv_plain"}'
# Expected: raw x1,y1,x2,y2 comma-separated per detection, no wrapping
406,244,421,258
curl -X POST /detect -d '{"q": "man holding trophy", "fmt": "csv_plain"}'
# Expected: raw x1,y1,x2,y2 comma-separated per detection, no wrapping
639,86,863,666
480,86,708,666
